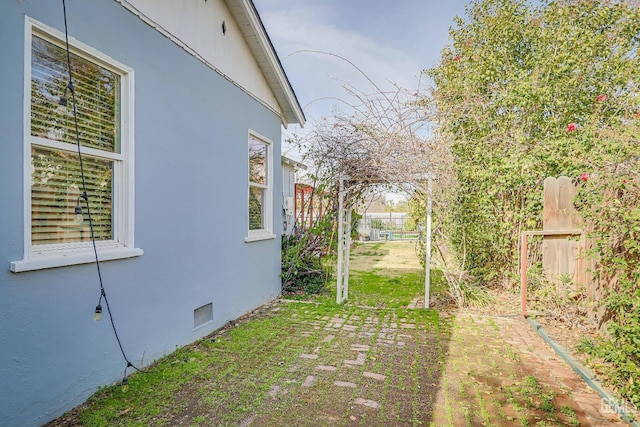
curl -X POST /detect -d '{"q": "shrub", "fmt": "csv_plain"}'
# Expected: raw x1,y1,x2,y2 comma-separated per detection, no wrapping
575,172,640,406
281,233,329,294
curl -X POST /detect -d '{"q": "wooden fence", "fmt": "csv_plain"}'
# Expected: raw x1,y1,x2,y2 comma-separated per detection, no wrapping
521,176,597,316
542,176,594,291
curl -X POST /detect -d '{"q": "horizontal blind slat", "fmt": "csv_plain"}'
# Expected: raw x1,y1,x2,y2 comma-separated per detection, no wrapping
31,146,113,245
31,35,119,154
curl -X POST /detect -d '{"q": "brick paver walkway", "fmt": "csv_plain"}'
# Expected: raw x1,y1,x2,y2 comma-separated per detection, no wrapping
237,302,626,426
47,299,631,426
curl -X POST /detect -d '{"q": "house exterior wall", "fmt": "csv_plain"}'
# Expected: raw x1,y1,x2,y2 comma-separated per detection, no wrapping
121,0,283,119
0,1,283,426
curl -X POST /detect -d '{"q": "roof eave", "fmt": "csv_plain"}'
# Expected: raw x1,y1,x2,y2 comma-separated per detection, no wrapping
225,0,305,127
281,155,307,170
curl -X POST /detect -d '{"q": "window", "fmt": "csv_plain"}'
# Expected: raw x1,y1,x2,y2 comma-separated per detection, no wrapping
11,18,141,272
246,132,274,241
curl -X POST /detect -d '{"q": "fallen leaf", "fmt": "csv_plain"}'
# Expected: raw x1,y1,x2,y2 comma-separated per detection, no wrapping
117,407,134,416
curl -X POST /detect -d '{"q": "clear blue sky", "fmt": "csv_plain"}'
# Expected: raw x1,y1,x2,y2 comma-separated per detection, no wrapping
253,0,471,158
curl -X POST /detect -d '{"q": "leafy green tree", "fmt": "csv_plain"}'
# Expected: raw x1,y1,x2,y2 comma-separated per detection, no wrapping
428,0,640,404
427,0,640,285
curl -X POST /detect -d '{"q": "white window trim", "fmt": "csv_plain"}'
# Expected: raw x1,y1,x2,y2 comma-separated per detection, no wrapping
11,17,142,273
245,131,275,242
244,233,276,243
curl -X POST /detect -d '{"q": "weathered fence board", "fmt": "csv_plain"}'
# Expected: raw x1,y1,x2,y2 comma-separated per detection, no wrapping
542,176,594,292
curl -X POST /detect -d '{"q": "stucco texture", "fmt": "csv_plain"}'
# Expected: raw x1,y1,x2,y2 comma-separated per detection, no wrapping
0,1,284,425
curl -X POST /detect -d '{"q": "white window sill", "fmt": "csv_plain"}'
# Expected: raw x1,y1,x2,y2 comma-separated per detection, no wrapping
10,247,143,273
244,233,276,243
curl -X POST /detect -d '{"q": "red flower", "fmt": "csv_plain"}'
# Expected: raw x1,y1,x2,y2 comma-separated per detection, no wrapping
622,179,628,184
566,123,578,132
453,55,461,61
596,94,607,102
580,173,588,182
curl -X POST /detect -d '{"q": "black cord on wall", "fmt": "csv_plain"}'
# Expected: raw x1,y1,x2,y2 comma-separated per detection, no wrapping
61,0,142,385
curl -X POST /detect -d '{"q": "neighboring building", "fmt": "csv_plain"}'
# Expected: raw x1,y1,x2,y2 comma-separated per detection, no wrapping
294,183,329,232
361,195,390,213
0,1,304,425
358,196,414,241
281,156,307,235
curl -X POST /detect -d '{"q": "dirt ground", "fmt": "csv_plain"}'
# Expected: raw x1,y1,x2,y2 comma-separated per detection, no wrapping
349,241,423,273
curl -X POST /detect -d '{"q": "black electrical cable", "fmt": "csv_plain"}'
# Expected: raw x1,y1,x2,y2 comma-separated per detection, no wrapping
61,0,142,377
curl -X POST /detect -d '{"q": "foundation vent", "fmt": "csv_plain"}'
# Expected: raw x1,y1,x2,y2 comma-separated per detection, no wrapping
194,303,213,329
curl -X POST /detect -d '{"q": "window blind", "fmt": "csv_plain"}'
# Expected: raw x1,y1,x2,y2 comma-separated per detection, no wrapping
30,35,119,246
31,35,120,153
31,147,113,245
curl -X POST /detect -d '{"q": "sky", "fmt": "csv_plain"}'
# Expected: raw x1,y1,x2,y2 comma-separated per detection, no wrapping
252,0,472,161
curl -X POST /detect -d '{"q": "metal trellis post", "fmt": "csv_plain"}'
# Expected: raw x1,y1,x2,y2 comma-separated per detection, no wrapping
336,178,351,303
424,174,433,309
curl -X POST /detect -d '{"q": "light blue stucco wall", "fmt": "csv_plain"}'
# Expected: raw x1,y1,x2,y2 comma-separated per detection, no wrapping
0,1,284,425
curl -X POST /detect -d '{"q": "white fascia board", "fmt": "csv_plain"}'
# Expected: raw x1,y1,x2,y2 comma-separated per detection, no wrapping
281,155,307,170
116,0,302,126
225,0,306,127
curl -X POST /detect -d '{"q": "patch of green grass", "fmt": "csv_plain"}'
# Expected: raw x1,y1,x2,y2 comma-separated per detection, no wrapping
505,346,520,362
292,241,448,309
560,405,580,426
459,382,467,398
501,374,575,427
281,285,335,305
487,318,500,332
189,415,207,426
442,371,455,426
518,415,529,426
75,303,329,426
70,302,442,426
475,384,492,426
462,406,472,425
515,375,556,412
350,243,387,257
538,393,556,413
348,270,425,308
492,399,507,421
357,250,386,257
